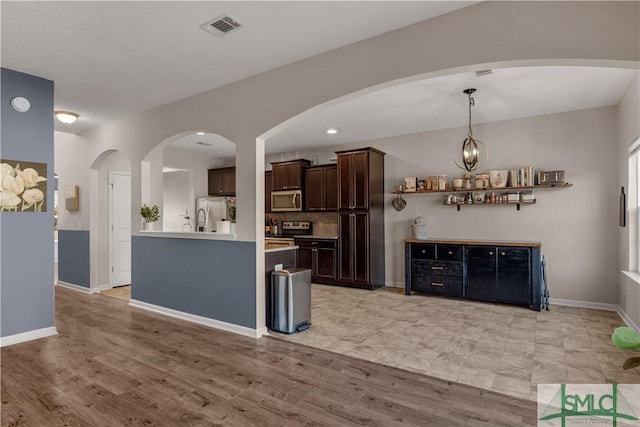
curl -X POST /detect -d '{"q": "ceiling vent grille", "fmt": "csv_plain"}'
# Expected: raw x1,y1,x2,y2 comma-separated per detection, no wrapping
474,69,493,77
200,14,244,37
196,141,212,146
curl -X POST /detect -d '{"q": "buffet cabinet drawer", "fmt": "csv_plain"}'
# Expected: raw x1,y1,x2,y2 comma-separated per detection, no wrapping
412,275,463,297
436,244,463,262
411,243,463,262
411,243,436,260
412,259,463,278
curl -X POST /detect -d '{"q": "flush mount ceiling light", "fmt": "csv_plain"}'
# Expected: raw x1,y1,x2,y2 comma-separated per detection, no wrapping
196,132,205,135
453,88,488,172
326,128,338,135
54,110,79,124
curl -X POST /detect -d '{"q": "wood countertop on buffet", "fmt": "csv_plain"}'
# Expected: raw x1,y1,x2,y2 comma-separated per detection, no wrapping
403,238,541,248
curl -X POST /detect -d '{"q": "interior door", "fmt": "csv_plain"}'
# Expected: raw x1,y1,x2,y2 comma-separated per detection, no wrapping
109,171,131,287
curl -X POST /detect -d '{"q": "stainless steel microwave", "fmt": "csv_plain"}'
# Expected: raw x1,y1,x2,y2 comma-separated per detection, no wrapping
271,190,302,212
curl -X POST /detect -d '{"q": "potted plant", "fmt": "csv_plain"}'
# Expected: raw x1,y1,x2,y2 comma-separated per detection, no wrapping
612,327,640,370
140,204,160,231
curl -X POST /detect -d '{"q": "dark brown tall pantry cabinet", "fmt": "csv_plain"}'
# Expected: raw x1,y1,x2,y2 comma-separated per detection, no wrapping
336,148,385,289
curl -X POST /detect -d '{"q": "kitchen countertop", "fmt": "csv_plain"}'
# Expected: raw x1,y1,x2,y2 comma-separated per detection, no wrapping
404,238,542,247
291,235,338,240
265,235,338,240
265,246,299,253
139,230,237,241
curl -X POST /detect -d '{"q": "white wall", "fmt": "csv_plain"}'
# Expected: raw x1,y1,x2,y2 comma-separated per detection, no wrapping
162,170,191,231
55,131,90,230
267,106,620,303
617,74,640,328
163,146,225,199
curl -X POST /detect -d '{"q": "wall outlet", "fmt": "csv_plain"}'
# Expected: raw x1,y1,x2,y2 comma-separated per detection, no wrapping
274,264,283,271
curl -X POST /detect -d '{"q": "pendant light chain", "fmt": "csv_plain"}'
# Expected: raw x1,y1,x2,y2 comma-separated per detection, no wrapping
467,91,475,138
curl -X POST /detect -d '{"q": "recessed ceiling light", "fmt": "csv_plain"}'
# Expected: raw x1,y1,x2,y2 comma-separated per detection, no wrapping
326,128,338,135
196,132,205,135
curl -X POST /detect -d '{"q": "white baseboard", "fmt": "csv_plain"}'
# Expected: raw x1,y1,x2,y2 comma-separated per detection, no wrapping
549,298,620,312
97,283,115,292
1,326,58,347
129,299,262,338
550,297,639,333
617,307,640,333
385,281,405,289
56,281,98,294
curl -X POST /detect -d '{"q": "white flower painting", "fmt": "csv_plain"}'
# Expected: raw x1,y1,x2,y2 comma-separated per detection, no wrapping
0,159,47,212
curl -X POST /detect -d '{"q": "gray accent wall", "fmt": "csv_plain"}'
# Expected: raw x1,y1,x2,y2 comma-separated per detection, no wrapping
1,68,55,337
58,230,90,287
132,237,257,329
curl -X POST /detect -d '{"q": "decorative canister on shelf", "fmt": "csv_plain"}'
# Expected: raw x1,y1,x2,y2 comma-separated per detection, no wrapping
411,216,428,240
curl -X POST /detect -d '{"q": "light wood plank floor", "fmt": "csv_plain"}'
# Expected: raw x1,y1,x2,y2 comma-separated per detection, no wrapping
1,286,537,426
100,285,131,302
272,285,640,401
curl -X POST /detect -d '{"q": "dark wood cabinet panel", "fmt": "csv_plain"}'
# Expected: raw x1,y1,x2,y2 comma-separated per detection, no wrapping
497,247,531,304
271,160,310,191
295,238,337,284
305,165,338,211
338,212,369,285
315,248,337,281
265,171,273,213
337,151,369,210
305,167,324,210
406,241,541,310
208,167,236,196
335,148,385,290
466,246,498,301
324,166,338,210
297,247,313,271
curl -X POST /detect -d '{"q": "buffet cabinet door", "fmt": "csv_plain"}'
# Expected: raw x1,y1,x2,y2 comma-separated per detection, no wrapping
465,246,498,301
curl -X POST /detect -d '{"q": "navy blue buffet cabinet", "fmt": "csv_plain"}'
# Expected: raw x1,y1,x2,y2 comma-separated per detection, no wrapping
405,239,543,311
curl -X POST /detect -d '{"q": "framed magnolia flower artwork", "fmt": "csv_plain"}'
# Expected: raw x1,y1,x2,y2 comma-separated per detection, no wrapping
0,159,48,212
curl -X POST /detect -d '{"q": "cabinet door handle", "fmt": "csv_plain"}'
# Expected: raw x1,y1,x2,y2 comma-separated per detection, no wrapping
448,251,453,255
431,266,444,270
421,250,426,254
312,242,318,245
501,252,506,256
431,282,444,287
489,251,494,255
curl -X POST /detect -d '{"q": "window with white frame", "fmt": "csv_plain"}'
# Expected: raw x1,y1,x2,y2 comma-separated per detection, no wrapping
629,135,640,272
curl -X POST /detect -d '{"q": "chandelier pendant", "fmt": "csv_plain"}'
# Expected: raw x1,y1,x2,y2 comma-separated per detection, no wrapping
453,88,488,172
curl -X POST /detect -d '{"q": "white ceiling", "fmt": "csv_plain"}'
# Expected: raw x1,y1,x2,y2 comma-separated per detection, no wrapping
2,2,637,160
1,1,476,134
267,66,639,152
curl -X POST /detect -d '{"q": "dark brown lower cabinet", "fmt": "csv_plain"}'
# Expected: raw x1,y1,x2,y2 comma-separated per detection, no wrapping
295,239,337,284
338,212,379,288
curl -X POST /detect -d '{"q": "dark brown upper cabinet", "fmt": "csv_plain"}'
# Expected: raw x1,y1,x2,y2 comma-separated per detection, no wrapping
208,167,236,196
305,164,337,211
271,159,310,191
337,149,384,210
265,170,273,213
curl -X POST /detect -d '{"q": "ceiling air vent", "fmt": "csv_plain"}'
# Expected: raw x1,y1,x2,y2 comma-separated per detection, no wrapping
196,141,212,147
474,69,493,77
200,14,244,37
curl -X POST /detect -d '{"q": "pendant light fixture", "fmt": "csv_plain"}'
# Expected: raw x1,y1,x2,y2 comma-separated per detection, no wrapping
453,88,488,172
54,110,79,124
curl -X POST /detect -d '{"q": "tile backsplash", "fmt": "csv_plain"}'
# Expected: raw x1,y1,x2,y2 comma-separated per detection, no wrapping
266,212,338,237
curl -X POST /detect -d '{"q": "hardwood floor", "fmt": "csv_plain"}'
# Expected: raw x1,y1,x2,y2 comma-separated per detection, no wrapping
1,287,537,426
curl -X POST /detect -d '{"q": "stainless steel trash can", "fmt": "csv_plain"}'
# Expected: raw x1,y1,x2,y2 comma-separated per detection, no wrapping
270,268,311,334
